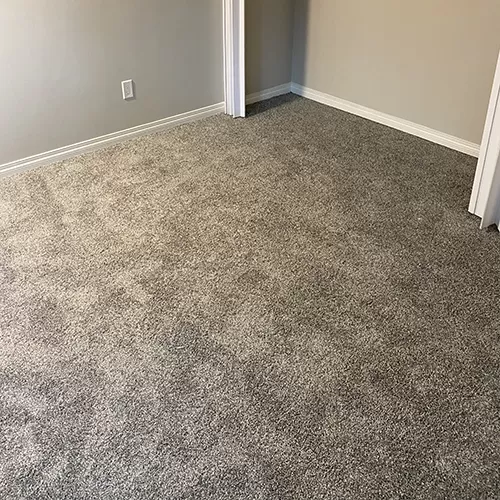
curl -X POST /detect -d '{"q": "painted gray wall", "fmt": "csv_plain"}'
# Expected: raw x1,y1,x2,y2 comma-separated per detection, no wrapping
5,1,495,165
245,0,295,95
0,1,224,165
293,0,500,144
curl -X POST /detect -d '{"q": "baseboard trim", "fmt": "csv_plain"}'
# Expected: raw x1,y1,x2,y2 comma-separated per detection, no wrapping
2,85,478,177
246,83,292,105
291,84,480,158
0,102,225,178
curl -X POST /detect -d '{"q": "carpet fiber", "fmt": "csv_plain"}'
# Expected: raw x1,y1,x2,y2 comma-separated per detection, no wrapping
0,95,499,499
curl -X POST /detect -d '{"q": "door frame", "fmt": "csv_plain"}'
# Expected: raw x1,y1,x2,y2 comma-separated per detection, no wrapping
223,0,245,118
469,51,500,228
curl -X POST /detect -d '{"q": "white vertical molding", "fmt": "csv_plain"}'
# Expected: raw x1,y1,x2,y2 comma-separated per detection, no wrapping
469,51,500,229
223,0,245,118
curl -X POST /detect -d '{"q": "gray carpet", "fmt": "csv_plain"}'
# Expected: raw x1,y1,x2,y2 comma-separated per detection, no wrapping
0,95,499,499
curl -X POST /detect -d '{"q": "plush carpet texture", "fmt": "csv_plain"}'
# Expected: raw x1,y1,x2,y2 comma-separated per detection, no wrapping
0,95,499,499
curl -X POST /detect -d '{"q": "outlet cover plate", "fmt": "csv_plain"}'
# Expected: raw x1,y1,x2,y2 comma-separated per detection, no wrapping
122,80,134,100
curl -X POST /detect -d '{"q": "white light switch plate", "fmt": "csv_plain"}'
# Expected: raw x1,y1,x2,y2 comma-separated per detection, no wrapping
121,80,134,100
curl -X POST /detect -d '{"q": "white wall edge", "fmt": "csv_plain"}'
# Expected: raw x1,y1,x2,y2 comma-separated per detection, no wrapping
223,0,245,118
469,51,500,217
246,83,292,105
291,84,480,158
0,102,225,178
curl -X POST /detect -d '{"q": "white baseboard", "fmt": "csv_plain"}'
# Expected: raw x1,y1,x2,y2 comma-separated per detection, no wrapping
291,83,480,158
1,84,479,178
0,102,225,178
246,83,292,105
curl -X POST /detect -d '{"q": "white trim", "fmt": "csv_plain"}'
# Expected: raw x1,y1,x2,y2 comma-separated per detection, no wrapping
223,0,245,118
0,102,224,178
469,51,500,220
291,84,480,158
246,83,292,105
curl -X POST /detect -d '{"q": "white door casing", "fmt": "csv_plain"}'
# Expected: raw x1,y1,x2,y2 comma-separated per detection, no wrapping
223,0,245,118
469,51,500,229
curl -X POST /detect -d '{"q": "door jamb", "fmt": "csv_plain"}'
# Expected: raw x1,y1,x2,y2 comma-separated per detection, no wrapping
469,51,500,225
223,0,245,118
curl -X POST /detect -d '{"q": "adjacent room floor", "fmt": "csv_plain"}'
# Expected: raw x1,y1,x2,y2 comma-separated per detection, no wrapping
0,95,499,499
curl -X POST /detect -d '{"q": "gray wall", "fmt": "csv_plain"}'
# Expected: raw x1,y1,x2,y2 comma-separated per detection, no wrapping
5,1,495,165
245,0,295,95
0,0,224,165
293,0,500,144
